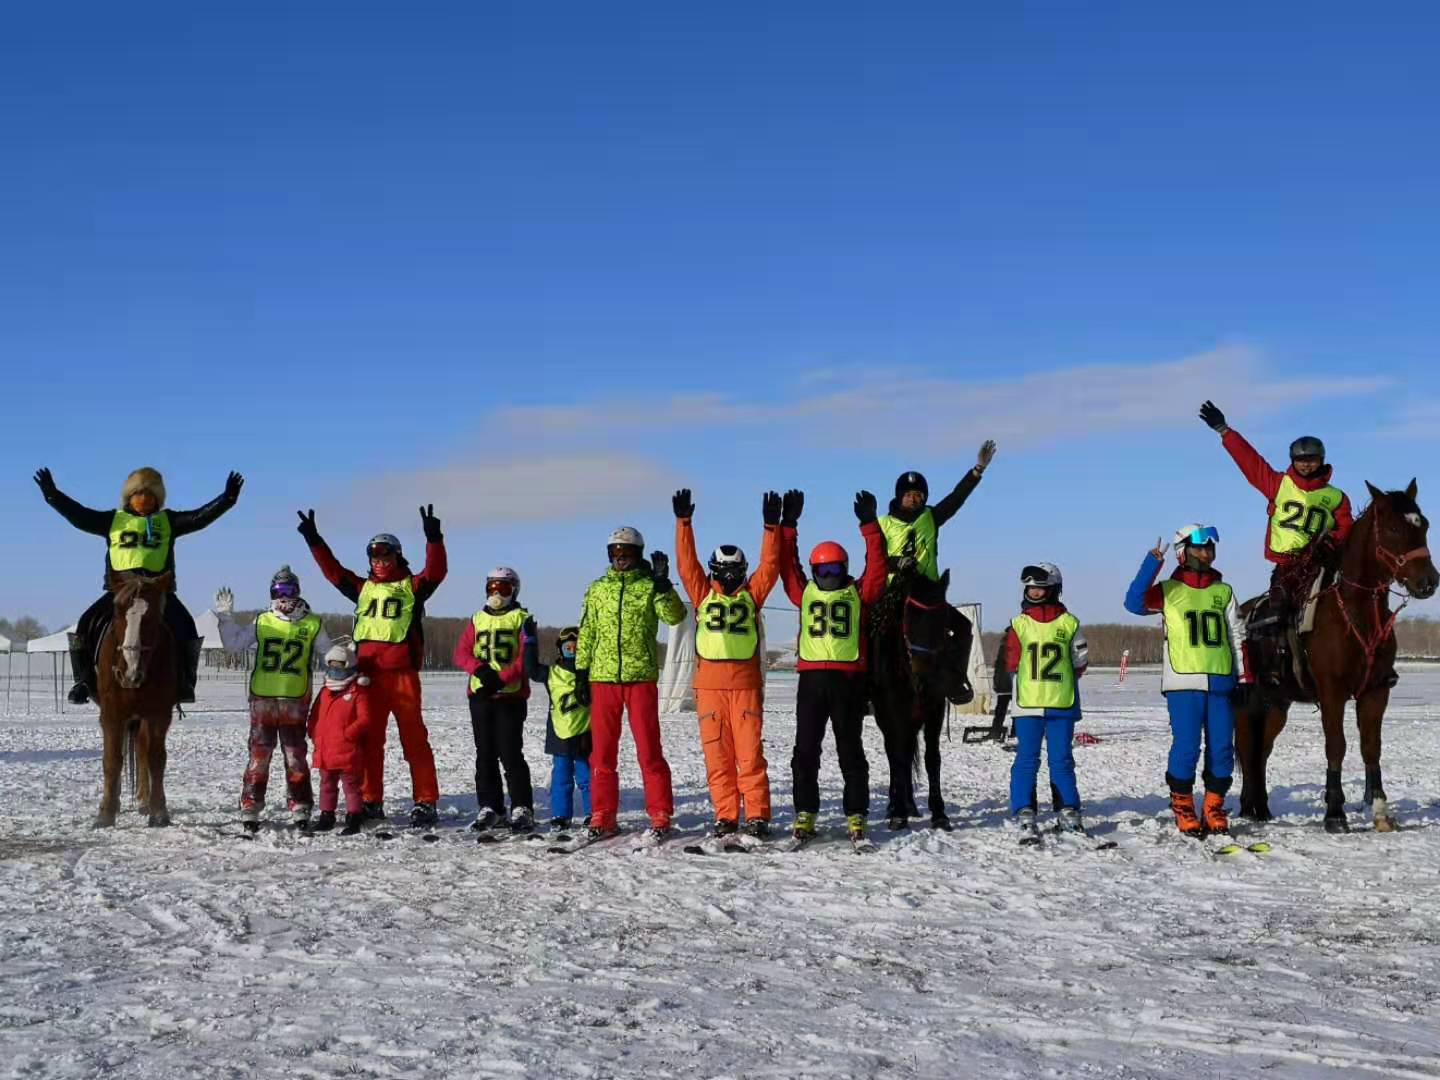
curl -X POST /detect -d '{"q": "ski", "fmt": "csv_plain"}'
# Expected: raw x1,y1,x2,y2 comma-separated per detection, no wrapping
778,832,817,853
683,837,728,856
723,833,767,853
850,835,877,854
547,829,626,855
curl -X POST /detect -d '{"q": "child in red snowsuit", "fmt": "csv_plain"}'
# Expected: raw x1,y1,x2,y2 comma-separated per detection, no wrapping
307,643,373,835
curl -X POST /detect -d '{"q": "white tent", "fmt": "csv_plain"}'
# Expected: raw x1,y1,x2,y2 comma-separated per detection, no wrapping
0,633,12,654
194,609,224,651
953,602,993,714
27,625,77,654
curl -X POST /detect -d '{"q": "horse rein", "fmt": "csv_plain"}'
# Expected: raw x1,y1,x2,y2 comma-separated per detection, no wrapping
1325,520,1430,691
903,595,950,654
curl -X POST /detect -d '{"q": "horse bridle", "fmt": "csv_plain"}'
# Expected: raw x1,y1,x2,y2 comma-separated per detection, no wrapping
1326,512,1431,690
903,595,948,655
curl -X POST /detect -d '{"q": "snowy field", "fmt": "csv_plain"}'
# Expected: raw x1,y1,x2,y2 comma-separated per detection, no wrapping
4,667,1440,1079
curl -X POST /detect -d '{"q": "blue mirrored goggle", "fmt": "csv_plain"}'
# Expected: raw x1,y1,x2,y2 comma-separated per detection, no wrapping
813,562,846,577
1182,526,1219,545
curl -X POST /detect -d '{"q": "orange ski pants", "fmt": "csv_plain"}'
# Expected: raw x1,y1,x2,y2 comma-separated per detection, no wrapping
361,670,439,806
695,687,770,822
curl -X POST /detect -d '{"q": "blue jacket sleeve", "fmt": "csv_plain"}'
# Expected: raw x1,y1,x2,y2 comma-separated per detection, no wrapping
1124,554,1162,617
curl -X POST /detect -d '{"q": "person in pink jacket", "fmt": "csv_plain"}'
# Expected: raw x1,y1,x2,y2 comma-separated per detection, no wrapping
307,643,373,836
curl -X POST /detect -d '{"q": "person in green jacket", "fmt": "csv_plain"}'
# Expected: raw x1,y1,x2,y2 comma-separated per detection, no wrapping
574,525,686,842
879,440,997,581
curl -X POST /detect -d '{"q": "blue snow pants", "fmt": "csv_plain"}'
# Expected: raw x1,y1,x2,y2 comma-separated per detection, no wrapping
1165,690,1234,787
1009,713,1080,815
549,753,592,821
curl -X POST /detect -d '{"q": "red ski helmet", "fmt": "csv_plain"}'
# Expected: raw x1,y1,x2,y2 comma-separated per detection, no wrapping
808,541,849,569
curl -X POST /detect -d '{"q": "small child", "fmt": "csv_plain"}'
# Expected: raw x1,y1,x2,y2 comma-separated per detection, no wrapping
527,626,592,831
307,643,372,835
990,563,1089,845
1124,524,1253,837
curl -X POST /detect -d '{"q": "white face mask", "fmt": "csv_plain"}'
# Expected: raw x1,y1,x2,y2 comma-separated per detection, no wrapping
485,592,508,611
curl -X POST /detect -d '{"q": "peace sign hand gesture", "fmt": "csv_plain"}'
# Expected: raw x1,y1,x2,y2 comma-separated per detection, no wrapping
1150,536,1169,561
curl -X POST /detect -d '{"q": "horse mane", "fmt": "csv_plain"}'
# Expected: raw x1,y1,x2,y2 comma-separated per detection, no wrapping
1357,487,1422,524
112,573,173,607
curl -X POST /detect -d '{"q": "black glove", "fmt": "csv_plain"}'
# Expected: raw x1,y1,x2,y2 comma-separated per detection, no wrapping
419,504,443,542
762,491,782,526
573,669,591,707
296,509,321,545
1198,400,1228,433
1230,681,1255,710
33,467,57,502
649,551,671,590
224,471,245,501
474,665,503,697
672,488,694,519
853,490,877,525
781,489,804,527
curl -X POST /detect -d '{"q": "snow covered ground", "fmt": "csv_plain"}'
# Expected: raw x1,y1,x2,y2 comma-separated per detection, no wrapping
4,667,1440,1079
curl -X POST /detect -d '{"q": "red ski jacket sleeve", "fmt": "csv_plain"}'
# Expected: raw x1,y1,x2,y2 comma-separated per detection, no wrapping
1221,429,1284,500
856,521,887,607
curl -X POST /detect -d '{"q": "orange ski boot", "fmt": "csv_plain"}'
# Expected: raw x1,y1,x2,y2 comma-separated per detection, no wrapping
1202,792,1230,836
1170,790,1204,837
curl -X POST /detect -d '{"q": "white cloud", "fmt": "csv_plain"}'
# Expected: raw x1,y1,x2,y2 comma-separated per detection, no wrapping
1382,398,1440,440
357,452,681,526
495,345,1392,453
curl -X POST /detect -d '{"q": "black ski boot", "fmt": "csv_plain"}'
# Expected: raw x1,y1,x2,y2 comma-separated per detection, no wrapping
309,810,337,833
713,818,739,838
241,819,260,835
362,801,385,821
340,812,364,836
68,641,92,705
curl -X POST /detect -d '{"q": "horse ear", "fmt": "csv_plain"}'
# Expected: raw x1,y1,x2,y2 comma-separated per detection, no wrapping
1407,477,1419,499
939,568,950,590
1366,480,1384,503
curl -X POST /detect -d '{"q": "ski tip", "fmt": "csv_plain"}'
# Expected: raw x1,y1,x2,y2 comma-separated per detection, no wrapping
1246,841,1272,854
1212,843,1243,856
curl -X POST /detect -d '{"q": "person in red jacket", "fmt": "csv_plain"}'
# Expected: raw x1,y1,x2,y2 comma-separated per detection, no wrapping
777,488,888,845
1198,400,1353,629
307,643,373,836
296,505,447,828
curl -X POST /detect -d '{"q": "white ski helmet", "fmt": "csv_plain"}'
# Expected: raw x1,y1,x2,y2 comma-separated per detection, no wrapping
1020,562,1062,589
1173,523,1219,550
607,526,645,549
485,565,521,600
708,544,748,580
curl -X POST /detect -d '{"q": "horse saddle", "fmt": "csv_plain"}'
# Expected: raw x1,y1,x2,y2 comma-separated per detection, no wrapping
1244,570,1329,697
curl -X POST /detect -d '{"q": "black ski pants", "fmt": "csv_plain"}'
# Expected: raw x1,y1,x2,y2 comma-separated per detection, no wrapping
469,695,533,815
792,670,869,817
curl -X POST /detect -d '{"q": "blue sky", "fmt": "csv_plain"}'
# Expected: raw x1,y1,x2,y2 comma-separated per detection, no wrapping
5,2,1438,639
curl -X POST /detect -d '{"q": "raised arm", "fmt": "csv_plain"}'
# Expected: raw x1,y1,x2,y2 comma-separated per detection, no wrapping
1124,542,1167,617
33,468,112,536
931,441,995,528
672,489,709,607
296,509,365,602
412,505,448,598
170,472,244,537
748,492,784,606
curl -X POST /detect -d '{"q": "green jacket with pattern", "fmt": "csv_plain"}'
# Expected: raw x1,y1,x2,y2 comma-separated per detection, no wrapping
575,567,686,683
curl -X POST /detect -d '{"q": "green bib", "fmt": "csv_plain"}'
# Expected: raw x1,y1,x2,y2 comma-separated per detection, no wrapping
798,580,862,663
547,663,591,739
1269,474,1343,555
1160,579,1235,676
1010,612,1079,710
108,510,172,573
250,611,322,699
469,606,529,695
354,578,415,644
695,588,760,662
878,508,940,582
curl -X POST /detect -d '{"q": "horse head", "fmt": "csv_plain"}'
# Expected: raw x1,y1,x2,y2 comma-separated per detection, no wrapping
109,572,173,690
902,569,951,683
1362,480,1437,600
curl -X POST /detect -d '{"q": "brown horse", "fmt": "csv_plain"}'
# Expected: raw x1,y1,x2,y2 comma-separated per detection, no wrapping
1236,482,1437,832
93,571,180,827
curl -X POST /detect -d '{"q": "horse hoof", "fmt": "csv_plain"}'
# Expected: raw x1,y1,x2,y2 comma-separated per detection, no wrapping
1374,815,1399,833
147,814,171,828
92,817,115,829
1324,816,1350,834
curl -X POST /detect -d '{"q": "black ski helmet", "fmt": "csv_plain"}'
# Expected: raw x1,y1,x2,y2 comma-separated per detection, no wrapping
1289,436,1325,463
895,471,928,500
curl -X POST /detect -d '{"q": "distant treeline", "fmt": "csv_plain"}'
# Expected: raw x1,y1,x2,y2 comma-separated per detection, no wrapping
981,616,1440,667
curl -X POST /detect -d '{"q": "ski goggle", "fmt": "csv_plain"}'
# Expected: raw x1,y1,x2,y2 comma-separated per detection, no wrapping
1020,566,1056,585
1180,526,1220,546
608,544,641,559
367,543,397,559
486,579,516,597
270,580,300,599
812,562,846,578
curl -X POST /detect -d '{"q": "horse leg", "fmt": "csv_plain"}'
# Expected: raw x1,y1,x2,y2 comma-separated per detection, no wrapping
1355,684,1396,832
873,700,909,820
1318,689,1350,833
134,718,150,813
95,714,122,828
922,703,944,820
1238,703,1288,820
145,712,172,826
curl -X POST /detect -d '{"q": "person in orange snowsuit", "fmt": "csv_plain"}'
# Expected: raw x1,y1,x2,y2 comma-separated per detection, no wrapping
673,488,783,839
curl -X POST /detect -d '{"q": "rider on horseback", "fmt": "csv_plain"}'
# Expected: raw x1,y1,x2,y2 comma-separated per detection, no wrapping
879,439,997,582
34,465,244,705
1198,401,1353,633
